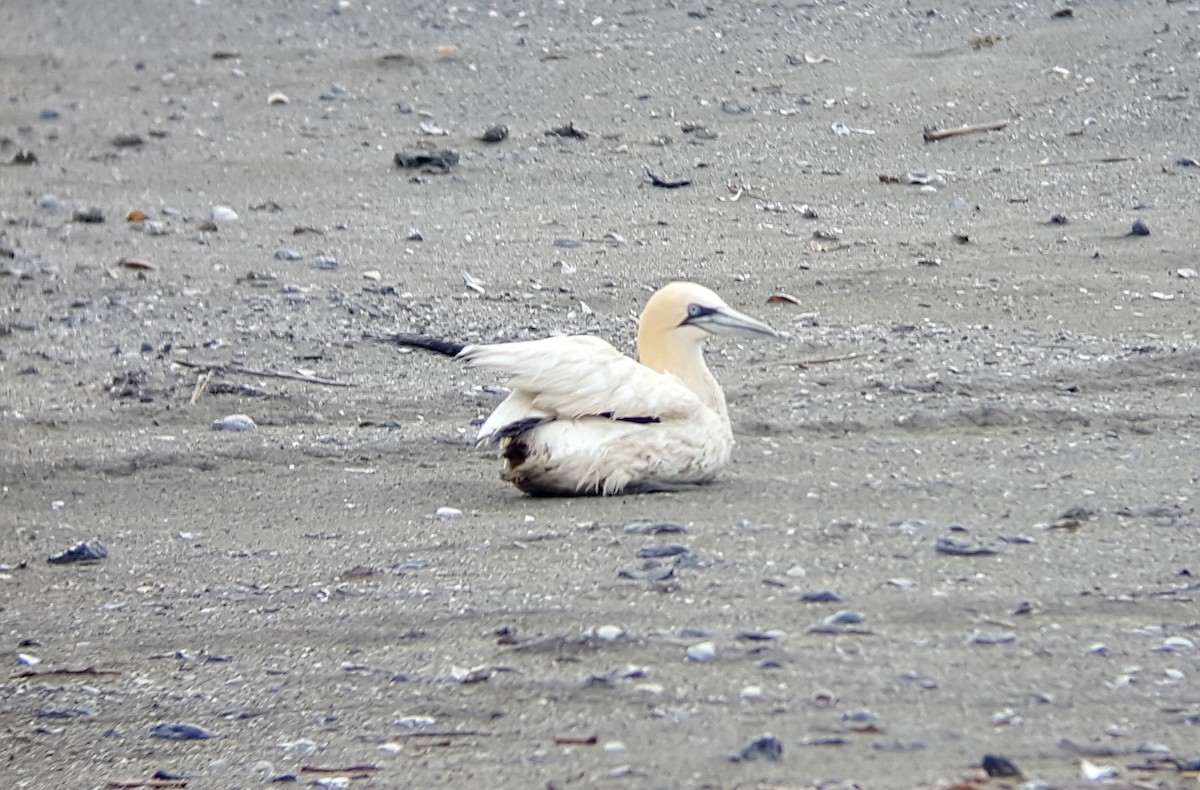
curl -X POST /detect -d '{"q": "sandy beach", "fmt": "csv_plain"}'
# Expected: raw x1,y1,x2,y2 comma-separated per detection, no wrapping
2,1,1199,787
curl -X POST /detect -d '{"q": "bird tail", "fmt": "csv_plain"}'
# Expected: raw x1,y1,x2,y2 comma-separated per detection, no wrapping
365,332,466,358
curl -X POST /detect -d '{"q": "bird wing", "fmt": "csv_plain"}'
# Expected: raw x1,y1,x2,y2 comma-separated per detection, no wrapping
459,336,706,439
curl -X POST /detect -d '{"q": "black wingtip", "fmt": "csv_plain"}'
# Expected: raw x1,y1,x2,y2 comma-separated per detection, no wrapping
365,332,466,358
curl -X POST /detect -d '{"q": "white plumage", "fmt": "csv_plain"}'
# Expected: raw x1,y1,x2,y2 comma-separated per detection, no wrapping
379,282,777,496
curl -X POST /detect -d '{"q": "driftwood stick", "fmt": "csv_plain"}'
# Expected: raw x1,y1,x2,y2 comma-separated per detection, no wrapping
781,352,871,368
1038,155,1136,167
172,358,352,388
190,370,212,405
923,120,1008,142
12,666,122,679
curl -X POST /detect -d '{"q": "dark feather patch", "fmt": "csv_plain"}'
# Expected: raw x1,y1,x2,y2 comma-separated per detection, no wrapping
494,417,549,440
599,412,661,424
365,332,465,358
503,439,531,468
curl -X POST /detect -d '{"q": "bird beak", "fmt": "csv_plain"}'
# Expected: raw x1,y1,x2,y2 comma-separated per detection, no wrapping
690,305,779,339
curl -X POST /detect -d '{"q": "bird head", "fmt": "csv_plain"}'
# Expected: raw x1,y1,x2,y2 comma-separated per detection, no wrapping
638,282,778,348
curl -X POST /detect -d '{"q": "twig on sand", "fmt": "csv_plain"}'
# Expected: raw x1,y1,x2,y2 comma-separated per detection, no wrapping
1037,155,1136,167
923,120,1008,142
645,168,691,189
172,358,352,388
190,370,213,404
781,351,871,368
12,666,122,680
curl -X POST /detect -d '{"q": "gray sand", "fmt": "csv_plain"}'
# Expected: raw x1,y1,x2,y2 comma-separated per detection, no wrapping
2,1,1198,788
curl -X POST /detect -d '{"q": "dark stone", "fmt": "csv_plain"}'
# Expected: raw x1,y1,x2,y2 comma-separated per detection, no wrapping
982,753,1021,777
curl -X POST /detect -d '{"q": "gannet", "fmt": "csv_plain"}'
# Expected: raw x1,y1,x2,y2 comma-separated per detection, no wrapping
376,282,778,496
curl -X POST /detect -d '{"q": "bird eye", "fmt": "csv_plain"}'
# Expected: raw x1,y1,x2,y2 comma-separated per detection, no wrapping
687,304,703,318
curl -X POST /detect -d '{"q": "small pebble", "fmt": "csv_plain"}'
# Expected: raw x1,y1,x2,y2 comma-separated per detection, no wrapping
1080,759,1119,781
843,710,877,726
47,541,108,564
211,414,257,433
310,255,339,270
151,723,213,740
111,133,145,148
982,753,1022,778
617,565,674,582
17,653,41,667
824,610,864,626
39,108,61,120
394,149,459,172
1153,636,1194,653
595,625,624,642
637,543,688,559
449,664,491,683
903,171,944,186
478,124,508,143
1177,268,1197,279
1129,219,1150,236
1049,213,1069,225
38,194,62,212
72,207,105,223
966,630,1016,645
405,228,423,241
210,205,238,223
799,590,841,603
143,221,169,236
898,671,939,689
274,249,302,261
936,537,997,556
435,507,463,520
623,521,686,535
686,641,716,663
731,735,782,762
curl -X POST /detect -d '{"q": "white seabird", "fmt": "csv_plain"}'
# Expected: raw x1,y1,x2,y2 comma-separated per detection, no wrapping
377,282,778,496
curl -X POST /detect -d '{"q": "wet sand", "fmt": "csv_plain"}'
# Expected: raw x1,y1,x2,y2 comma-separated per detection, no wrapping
2,1,1199,787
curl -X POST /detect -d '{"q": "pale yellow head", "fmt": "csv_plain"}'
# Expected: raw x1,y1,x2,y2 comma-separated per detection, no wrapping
635,282,777,413
637,282,777,359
